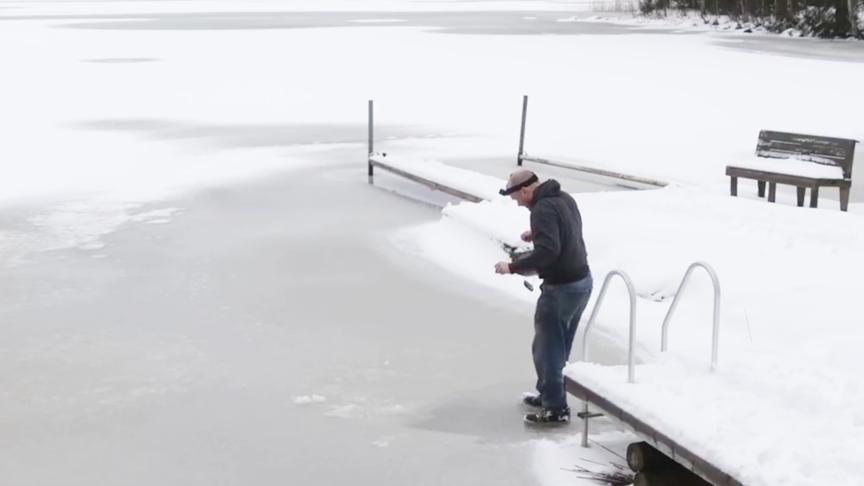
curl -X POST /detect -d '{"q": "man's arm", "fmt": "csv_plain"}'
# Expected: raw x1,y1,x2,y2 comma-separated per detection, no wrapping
509,203,561,275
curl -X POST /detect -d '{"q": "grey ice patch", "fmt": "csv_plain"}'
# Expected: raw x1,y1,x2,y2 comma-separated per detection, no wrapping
325,403,362,419
69,119,424,149
349,18,406,24
130,208,182,224
38,11,676,37
377,404,407,416
83,58,159,63
372,436,396,448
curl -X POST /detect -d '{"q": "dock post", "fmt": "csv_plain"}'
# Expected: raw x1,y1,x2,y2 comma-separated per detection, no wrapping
368,99,374,183
581,402,590,447
517,95,528,166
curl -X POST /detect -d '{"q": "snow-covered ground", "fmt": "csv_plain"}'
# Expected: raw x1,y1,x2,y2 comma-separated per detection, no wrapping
1,0,863,484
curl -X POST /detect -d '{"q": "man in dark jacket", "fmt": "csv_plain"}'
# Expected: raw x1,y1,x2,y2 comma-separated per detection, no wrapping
495,170,593,425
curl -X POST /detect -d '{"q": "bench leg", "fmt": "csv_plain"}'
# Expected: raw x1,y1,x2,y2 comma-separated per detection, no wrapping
730,176,738,197
796,187,805,207
840,185,850,212
810,186,819,208
757,180,766,198
767,182,776,203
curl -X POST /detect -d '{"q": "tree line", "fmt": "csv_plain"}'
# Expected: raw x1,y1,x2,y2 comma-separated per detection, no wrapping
639,0,862,37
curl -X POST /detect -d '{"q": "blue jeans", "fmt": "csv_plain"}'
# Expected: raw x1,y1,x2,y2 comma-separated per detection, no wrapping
533,273,593,411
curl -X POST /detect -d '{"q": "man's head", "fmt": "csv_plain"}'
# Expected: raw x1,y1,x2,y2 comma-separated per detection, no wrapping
500,169,540,207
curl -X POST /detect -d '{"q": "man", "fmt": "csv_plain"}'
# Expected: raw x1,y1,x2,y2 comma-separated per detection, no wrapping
495,170,593,425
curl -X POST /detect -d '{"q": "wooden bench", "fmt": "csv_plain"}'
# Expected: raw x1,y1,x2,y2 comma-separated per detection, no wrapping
726,131,857,211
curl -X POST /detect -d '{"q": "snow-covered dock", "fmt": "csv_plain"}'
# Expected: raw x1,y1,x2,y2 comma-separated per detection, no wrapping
381,154,864,486
565,374,741,485
368,154,489,202
370,155,745,482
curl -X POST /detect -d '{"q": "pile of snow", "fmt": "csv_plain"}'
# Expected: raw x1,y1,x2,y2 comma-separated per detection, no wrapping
293,394,327,405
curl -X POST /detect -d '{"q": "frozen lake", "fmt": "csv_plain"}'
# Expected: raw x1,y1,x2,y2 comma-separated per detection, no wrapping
0,146,591,485
1,1,862,484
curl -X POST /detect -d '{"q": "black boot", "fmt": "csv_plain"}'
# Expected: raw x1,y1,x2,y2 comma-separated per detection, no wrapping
524,407,570,425
522,394,542,408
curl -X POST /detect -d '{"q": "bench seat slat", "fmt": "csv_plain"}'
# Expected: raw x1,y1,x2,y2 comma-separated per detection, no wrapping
728,155,845,180
725,167,850,187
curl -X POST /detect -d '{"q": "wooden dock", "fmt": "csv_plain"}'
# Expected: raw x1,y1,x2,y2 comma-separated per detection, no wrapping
566,375,744,486
368,157,486,203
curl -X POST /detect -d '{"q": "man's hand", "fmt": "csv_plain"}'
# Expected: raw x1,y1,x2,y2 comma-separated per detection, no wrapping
521,230,533,242
494,262,512,274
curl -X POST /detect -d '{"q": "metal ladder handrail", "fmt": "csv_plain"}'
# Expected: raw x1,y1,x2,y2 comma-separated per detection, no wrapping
660,262,721,372
579,270,637,447
581,270,638,383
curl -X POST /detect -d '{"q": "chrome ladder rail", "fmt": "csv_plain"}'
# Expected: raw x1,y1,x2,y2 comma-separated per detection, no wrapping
660,262,721,372
579,270,637,447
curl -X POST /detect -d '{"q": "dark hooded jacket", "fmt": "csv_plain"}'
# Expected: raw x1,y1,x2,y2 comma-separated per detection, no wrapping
509,180,589,284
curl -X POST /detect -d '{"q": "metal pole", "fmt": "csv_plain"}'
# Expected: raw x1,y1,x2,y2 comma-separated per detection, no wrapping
581,402,590,447
368,100,374,182
517,95,528,166
627,282,638,384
